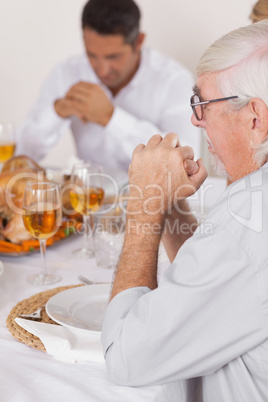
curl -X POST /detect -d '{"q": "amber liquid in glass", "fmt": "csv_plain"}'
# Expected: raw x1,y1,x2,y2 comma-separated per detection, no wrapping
0,143,16,163
23,203,61,239
69,187,104,215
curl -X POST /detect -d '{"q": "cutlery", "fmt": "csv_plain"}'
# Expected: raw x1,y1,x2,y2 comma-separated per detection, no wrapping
17,306,44,320
78,275,110,285
78,275,94,285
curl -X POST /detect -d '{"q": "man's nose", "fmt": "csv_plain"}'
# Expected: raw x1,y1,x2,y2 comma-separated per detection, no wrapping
95,60,110,78
191,113,204,128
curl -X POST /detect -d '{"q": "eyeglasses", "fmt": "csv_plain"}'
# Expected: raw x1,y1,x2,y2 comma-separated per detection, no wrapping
190,94,239,121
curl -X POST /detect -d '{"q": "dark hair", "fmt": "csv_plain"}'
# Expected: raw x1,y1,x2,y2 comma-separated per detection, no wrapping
82,0,141,44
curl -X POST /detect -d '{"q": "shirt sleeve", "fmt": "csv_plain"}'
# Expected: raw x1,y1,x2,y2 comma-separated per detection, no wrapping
15,65,71,161
101,225,268,386
103,107,165,167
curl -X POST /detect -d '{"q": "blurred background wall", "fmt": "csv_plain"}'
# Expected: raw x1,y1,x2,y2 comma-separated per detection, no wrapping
0,0,254,170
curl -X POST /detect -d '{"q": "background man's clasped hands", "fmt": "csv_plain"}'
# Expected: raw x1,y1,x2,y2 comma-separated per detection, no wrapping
54,81,114,126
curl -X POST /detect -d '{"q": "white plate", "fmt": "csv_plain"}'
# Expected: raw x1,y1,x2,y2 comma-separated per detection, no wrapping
46,284,111,333
0,261,3,276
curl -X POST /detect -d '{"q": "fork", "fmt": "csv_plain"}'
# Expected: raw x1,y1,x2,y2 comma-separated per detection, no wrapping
17,306,44,320
78,275,94,285
78,275,110,285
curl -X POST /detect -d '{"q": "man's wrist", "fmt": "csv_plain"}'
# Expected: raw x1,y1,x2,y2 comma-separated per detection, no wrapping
54,99,65,118
163,199,198,239
102,104,114,126
169,199,192,219
124,203,165,253
126,215,164,240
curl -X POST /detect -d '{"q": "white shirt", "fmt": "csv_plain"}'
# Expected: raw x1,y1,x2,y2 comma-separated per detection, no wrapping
16,48,200,171
101,165,268,402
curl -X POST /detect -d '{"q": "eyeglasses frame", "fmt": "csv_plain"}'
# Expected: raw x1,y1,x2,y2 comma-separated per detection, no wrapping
190,95,239,121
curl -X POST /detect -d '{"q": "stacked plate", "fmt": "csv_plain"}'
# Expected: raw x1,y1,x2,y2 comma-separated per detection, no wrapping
46,284,110,333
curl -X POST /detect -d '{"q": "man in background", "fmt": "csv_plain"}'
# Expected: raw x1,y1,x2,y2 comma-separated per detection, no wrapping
16,0,199,172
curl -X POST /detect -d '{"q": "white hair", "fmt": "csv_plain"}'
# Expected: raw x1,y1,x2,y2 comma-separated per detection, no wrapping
197,20,268,166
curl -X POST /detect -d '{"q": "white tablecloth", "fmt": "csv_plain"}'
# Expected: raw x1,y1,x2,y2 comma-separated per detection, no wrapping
0,234,186,402
0,176,226,402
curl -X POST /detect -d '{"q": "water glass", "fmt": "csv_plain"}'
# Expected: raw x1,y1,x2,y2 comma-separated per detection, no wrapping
70,162,104,259
93,206,125,269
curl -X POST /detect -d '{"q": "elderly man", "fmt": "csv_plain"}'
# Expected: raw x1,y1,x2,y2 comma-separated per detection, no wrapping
16,0,199,171
101,21,268,401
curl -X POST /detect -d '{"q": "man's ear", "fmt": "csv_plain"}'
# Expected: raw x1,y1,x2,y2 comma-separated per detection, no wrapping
134,33,145,51
248,98,268,145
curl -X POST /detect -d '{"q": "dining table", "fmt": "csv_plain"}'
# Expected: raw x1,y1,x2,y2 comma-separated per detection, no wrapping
0,228,188,402
0,175,227,402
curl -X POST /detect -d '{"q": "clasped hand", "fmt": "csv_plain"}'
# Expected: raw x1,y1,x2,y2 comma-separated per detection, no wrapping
127,133,207,217
54,81,114,126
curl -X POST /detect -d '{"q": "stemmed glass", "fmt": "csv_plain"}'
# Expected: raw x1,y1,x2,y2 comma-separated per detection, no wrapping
70,162,104,259
23,182,62,286
0,123,16,168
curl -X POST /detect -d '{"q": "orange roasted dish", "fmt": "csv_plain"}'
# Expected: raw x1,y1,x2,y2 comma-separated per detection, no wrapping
0,156,80,254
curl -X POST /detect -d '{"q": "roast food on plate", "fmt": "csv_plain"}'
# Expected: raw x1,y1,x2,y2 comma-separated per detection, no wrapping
0,155,78,254
0,156,45,244
1,155,45,174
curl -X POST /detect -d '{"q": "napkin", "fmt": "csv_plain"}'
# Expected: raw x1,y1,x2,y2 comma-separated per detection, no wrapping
15,318,105,364
62,155,83,176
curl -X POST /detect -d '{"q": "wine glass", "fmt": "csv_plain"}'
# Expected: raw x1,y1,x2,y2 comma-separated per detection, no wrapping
0,123,16,169
23,182,62,286
70,162,104,259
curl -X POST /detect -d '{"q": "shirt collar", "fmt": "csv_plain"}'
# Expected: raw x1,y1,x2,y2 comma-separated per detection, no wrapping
126,47,148,89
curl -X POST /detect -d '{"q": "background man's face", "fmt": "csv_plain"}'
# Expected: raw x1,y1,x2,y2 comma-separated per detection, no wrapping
83,28,141,92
